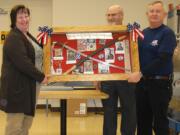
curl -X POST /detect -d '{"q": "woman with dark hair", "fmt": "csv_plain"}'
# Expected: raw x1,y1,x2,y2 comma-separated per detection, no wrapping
0,5,48,135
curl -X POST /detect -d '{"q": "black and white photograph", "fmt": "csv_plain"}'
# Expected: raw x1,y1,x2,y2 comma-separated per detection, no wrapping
84,60,94,74
53,48,63,60
77,39,87,52
115,41,125,54
98,63,109,74
86,39,96,51
105,48,115,63
66,50,76,64
98,39,106,45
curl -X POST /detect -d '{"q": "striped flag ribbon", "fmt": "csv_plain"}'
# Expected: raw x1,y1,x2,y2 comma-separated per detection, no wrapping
37,26,52,45
127,22,144,42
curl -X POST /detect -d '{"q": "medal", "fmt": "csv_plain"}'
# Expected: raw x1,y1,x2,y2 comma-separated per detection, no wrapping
98,54,104,59
117,56,124,61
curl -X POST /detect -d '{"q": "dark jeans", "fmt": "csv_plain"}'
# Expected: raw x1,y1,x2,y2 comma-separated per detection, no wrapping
101,81,136,135
136,78,173,135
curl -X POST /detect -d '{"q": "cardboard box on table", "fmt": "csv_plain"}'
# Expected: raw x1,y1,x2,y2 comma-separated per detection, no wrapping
67,99,87,117
43,25,140,116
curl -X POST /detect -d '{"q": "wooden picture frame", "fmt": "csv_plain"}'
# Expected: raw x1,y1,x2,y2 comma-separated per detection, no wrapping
43,25,139,83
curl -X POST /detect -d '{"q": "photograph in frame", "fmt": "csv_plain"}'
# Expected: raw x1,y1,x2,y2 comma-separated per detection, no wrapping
115,41,125,54
98,63,109,74
86,39,96,51
53,48,63,60
84,60,94,74
66,50,76,64
105,48,115,63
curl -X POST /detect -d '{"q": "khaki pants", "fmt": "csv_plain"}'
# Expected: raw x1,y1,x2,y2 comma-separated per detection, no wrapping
5,113,33,135
5,85,40,135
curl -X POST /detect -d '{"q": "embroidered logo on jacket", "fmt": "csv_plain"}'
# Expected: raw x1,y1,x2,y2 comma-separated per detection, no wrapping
151,40,159,46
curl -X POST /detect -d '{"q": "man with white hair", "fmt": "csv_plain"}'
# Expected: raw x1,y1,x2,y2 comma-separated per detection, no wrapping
128,1,177,135
100,5,136,135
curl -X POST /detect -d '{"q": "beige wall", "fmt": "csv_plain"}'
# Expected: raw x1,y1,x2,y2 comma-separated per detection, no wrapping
52,0,179,28
53,0,150,26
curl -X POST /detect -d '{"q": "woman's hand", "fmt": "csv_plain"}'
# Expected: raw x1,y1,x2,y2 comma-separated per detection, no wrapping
41,75,49,84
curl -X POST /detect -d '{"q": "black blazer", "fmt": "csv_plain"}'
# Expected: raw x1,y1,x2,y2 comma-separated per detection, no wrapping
0,28,45,116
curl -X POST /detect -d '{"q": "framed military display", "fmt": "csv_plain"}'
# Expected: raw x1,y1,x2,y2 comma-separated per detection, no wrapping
43,25,140,82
